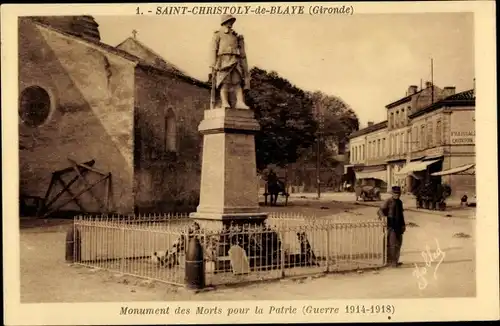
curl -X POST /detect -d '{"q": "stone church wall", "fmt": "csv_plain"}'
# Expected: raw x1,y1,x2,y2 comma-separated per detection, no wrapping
133,67,209,212
18,18,135,214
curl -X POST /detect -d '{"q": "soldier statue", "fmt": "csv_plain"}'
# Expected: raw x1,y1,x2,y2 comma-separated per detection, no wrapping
210,15,250,110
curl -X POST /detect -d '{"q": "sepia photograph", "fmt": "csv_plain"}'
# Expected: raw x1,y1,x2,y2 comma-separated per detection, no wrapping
2,2,498,325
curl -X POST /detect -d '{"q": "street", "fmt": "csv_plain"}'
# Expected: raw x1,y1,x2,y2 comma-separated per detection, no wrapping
19,195,475,303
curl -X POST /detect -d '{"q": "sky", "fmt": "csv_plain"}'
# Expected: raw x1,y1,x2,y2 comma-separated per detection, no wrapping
95,13,474,128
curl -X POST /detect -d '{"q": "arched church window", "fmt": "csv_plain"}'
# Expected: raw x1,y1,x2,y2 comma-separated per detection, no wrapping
165,108,177,152
19,86,52,127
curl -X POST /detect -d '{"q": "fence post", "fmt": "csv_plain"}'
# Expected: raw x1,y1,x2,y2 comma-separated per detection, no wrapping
65,220,81,263
280,231,285,278
325,225,330,273
185,235,205,290
120,224,125,272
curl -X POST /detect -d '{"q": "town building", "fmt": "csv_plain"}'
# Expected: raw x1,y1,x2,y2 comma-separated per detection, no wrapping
345,83,475,196
402,88,476,195
345,120,389,191
19,16,209,215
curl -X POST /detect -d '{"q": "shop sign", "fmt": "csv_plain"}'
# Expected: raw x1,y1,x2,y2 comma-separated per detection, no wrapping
450,131,475,144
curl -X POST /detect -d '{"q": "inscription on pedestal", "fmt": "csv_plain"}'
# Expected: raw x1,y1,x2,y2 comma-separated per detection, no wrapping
228,142,253,157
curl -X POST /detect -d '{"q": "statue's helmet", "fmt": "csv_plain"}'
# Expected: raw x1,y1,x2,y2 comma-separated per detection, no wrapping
221,14,236,26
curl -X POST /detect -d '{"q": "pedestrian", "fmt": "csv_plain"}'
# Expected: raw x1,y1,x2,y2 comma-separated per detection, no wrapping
377,186,406,267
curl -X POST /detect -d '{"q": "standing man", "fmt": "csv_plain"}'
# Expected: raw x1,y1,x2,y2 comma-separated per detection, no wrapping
378,186,406,267
210,14,250,110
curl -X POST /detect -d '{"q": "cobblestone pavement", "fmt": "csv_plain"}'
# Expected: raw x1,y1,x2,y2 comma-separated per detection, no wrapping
19,199,475,303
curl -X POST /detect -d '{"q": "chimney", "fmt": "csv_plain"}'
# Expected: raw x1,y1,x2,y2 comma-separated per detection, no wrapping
425,81,433,89
367,121,374,127
407,85,418,95
443,86,456,98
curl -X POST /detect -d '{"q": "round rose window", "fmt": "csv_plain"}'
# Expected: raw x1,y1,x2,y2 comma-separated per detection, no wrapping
19,86,52,127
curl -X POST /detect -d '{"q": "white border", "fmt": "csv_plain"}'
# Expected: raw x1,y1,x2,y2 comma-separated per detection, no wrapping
2,2,498,325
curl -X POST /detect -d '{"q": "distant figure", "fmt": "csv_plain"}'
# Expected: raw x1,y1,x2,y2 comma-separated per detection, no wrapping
461,194,468,207
267,169,278,184
266,169,285,206
378,186,406,267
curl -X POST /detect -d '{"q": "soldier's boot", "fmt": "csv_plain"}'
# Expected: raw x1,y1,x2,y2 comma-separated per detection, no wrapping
235,86,250,110
220,85,231,109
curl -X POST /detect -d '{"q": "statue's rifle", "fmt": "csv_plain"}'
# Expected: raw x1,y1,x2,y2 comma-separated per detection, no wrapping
210,66,216,110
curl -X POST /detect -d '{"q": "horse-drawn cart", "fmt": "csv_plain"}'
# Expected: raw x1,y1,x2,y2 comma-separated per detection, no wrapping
415,163,476,211
355,185,382,202
262,170,290,206
264,179,290,206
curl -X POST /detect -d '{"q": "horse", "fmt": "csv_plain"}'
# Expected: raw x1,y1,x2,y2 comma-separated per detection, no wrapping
266,179,287,206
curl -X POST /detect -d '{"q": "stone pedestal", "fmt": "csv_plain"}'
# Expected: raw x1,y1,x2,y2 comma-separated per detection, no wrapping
190,108,268,231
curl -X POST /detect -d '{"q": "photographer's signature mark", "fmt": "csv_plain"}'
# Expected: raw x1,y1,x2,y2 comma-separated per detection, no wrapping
412,238,446,290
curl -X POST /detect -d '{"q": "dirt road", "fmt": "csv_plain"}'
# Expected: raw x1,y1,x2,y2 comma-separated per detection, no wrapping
19,201,475,303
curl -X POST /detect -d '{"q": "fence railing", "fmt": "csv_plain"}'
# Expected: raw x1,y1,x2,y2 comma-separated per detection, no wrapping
72,213,387,287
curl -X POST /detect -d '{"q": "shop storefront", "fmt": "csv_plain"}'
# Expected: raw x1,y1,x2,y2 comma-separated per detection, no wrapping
343,165,357,191
387,160,406,190
431,163,475,196
395,158,443,194
354,165,388,192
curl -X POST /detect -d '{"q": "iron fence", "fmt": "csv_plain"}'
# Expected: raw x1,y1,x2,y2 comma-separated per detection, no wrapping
72,212,387,287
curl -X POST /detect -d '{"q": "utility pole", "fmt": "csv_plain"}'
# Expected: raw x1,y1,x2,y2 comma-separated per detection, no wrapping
316,111,324,199
431,58,434,104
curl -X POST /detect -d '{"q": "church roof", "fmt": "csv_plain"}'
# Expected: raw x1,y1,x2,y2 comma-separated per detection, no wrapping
115,37,186,76
29,18,140,62
28,18,208,89
29,16,101,43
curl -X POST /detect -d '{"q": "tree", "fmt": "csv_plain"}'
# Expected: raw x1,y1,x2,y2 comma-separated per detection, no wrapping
286,91,359,191
309,91,359,159
245,67,317,171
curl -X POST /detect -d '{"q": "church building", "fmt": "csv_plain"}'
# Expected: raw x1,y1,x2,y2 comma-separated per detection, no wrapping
18,16,210,215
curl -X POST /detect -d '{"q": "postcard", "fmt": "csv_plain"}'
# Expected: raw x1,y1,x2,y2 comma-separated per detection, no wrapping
2,1,498,325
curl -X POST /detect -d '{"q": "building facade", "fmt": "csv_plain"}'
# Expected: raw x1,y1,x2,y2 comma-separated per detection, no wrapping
404,89,476,195
346,83,475,196
19,16,209,215
346,121,389,191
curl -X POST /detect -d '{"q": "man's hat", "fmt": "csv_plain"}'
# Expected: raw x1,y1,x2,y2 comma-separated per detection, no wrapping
221,14,236,26
392,186,401,194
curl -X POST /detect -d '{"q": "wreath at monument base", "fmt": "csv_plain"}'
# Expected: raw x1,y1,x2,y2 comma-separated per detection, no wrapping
154,222,320,271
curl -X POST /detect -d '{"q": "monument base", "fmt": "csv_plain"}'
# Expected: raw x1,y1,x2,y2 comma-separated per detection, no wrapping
189,107,275,273
188,212,277,274
195,108,263,216
189,212,268,232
